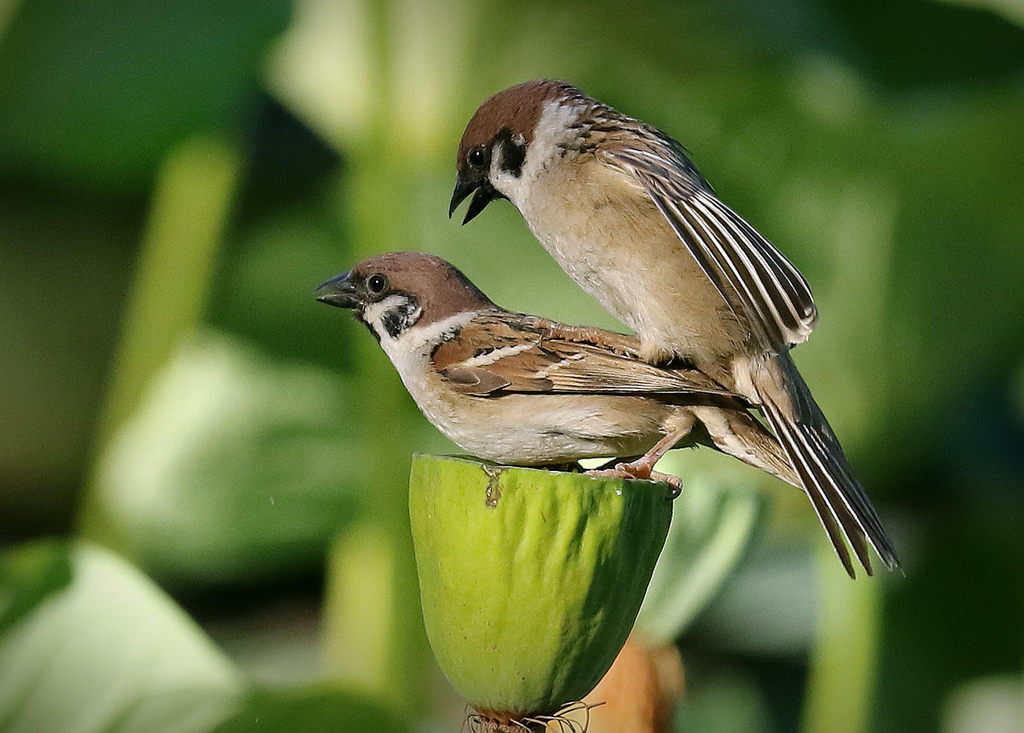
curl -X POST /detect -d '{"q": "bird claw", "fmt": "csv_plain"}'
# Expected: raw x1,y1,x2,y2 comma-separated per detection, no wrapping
585,461,682,498
650,471,683,499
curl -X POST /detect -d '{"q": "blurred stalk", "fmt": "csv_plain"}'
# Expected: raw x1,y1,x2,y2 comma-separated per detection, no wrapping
78,136,241,545
309,2,429,716
800,544,882,733
571,636,684,733
322,521,403,701
321,148,431,717
268,0,479,717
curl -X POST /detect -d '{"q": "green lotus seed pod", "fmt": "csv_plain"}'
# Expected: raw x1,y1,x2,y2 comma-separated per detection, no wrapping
409,454,673,726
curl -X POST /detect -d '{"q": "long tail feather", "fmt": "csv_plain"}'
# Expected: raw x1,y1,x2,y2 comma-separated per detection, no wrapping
751,355,901,577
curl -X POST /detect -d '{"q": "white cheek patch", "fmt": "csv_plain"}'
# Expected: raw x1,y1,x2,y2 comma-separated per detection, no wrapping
532,101,584,163
373,310,481,422
491,100,583,206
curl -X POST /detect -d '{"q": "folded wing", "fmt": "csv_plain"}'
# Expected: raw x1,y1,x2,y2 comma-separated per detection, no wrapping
433,313,739,398
605,138,817,352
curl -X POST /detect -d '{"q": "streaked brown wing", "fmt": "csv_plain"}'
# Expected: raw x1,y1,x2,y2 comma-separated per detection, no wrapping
432,312,739,398
605,138,817,351
530,338,736,396
431,312,559,395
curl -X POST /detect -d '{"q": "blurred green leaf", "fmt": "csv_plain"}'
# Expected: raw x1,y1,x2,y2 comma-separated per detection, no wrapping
89,330,362,588
0,540,416,733
0,541,244,733
0,0,291,189
941,675,1024,733
212,685,411,733
636,451,769,645
0,539,71,635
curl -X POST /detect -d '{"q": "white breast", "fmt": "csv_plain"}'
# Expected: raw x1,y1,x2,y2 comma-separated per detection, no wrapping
373,310,477,419
369,307,675,464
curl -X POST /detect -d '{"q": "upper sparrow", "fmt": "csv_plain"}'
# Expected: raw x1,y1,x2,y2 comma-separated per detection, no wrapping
449,80,898,576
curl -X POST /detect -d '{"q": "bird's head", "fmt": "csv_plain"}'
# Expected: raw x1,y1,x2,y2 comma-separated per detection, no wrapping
449,80,591,224
316,252,493,343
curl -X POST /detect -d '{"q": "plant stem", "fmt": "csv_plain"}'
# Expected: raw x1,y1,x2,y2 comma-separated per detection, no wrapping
800,543,882,733
78,135,240,546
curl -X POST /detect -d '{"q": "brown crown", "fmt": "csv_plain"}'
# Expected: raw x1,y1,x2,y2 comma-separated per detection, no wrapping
455,80,586,170
350,252,495,325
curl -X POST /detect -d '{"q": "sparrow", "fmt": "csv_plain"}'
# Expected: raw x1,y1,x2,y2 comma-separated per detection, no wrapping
316,251,801,495
449,80,899,576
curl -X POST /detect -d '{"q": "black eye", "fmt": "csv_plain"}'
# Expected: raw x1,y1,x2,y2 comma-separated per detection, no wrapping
467,147,486,168
366,273,388,295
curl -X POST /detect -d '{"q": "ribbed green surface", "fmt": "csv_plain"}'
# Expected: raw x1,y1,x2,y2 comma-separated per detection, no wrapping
409,455,672,717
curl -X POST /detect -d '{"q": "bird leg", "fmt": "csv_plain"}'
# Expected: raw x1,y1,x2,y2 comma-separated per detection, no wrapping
586,429,687,498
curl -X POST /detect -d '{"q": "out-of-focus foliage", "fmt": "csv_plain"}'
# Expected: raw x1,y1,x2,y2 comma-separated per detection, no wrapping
0,540,407,733
0,541,243,732
91,331,362,587
636,450,769,646
1,0,1022,731
0,0,291,189
212,685,410,733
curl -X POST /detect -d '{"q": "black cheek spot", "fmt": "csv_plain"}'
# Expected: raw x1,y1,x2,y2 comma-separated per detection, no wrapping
495,127,526,178
503,141,526,177
380,296,421,339
382,310,405,339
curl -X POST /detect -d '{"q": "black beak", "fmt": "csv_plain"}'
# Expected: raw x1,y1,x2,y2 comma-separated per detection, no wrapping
449,177,499,225
449,176,476,218
315,271,359,309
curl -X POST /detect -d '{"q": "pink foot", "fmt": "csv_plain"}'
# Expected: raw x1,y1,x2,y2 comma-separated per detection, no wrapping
585,462,682,498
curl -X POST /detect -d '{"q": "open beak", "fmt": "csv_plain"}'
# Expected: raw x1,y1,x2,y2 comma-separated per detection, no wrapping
315,271,358,308
448,177,499,225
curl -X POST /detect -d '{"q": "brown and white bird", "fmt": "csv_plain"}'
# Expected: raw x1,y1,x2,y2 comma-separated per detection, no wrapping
316,251,800,495
449,80,899,576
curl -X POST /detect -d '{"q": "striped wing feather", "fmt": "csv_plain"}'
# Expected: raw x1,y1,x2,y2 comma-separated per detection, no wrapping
432,312,737,398
606,137,818,352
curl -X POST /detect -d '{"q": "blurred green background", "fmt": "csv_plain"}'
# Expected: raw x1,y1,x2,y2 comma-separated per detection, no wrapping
1,0,1022,731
